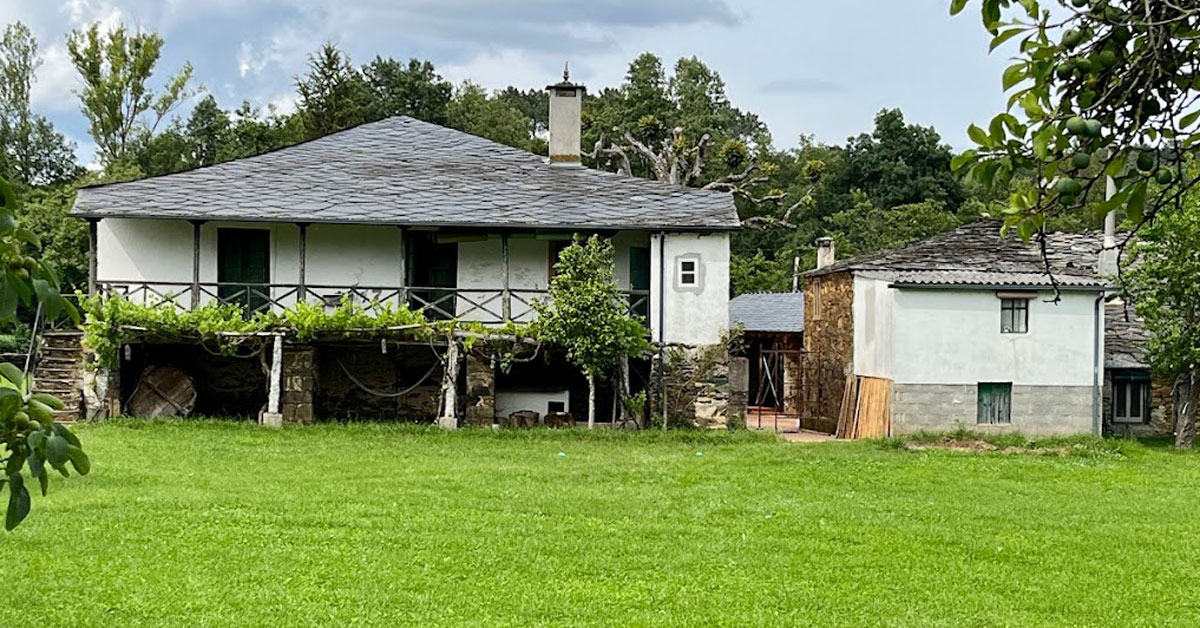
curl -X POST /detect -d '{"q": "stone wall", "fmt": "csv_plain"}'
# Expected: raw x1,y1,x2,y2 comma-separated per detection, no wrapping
464,352,496,426
892,383,1094,436
314,343,442,421
282,346,315,424
803,271,854,421
652,344,739,428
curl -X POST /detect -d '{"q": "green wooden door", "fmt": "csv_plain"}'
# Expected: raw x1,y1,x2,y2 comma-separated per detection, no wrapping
407,233,458,320
218,228,271,312
629,246,650,320
977,383,1012,425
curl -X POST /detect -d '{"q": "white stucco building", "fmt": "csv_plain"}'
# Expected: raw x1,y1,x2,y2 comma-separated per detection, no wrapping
69,77,738,425
803,224,1112,437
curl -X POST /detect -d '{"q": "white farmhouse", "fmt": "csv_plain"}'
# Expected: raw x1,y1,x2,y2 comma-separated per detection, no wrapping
802,223,1112,437
67,77,739,426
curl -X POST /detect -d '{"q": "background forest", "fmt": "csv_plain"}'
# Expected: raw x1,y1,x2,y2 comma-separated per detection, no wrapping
0,20,1106,310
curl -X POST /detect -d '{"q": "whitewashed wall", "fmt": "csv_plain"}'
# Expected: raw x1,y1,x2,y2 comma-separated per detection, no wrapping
889,288,1101,387
852,275,895,379
96,220,721,336
650,232,730,346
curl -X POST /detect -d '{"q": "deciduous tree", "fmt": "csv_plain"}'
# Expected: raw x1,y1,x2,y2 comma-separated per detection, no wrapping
535,235,649,428
952,0,1200,241
0,23,79,186
67,21,196,167
0,175,85,530
1123,177,1200,449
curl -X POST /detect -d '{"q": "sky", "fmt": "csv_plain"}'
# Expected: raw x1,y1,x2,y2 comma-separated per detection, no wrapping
0,0,1014,167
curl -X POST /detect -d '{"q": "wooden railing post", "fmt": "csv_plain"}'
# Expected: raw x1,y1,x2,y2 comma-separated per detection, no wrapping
501,233,511,322
397,226,408,307
189,220,205,309
297,223,309,303
87,218,99,296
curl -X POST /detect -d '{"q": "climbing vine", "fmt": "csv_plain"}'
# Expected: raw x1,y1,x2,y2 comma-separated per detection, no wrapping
80,292,541,369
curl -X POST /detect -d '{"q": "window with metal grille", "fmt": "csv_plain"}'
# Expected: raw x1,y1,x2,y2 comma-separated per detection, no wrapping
1000,298,1029,334
977,382,1013,425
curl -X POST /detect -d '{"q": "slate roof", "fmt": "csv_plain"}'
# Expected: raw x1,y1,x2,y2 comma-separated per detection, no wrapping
70,116,740,231
810,220,1109,290
729,292,806,333
1105,302,1151,369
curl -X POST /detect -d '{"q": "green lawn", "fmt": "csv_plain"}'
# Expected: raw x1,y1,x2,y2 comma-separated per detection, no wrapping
5,421,1200,627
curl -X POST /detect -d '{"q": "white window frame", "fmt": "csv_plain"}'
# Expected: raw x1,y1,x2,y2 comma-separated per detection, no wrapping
998,293,1033,334
1112,377,1150,424
674,254,703,293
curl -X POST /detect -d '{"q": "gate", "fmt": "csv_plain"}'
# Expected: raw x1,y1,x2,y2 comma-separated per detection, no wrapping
747,348,844,434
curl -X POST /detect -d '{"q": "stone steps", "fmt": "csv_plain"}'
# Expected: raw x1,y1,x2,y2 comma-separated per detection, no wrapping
32,331,85,423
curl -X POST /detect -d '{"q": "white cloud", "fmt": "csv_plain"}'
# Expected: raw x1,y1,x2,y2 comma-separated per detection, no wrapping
30,43,79,112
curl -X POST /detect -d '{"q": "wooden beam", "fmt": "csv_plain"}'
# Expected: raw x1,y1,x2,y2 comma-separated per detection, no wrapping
501,233,511,321
297,223,309,302
189,220,205,309
86,218,99,296
397,226,408,306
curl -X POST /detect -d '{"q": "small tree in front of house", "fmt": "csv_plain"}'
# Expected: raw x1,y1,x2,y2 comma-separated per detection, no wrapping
1123,184,1200,449
536,235,649,429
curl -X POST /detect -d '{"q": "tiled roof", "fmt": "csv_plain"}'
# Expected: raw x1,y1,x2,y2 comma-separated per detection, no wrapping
729,292,805,333
808,220,1109,290
70,116,740,231
1105,302,1151,369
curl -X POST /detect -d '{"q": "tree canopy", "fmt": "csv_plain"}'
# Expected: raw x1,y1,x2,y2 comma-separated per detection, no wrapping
952,0,1200,240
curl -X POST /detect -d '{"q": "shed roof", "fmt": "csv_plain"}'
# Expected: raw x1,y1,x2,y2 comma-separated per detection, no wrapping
70,116,740,231
1105,302,1151,370
808,221,1109,291
729,292,805,333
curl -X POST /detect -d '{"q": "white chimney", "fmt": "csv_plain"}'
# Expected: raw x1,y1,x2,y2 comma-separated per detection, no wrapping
816,237,836,270
546,64,584,167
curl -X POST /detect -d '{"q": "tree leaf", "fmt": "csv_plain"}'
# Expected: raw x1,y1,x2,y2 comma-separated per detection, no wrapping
950,0,972,15
0,362,24,390
990,28,1025,52
5,473,30,531
45,434,69,468
67,446,90,476
1002,64,1027,90
968,124,992,148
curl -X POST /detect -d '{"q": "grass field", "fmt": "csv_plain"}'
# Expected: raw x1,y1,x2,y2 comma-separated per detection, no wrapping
5,421,1200,627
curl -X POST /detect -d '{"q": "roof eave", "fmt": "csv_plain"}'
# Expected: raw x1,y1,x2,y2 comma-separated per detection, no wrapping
66,211,742,233
887,282,1111,292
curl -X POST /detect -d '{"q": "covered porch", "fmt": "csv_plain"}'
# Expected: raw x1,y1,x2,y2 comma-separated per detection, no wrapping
87,217,652,325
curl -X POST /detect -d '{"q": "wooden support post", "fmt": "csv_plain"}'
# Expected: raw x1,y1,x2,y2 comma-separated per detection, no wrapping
501,233,511,322
439,341,460,429
297,223,309,303
397,226,408,306
263,333,284,428
87,218,99,296
189,220,204,309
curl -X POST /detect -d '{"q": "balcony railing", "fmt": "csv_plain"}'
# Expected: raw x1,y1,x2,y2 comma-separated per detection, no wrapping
95,281,651,325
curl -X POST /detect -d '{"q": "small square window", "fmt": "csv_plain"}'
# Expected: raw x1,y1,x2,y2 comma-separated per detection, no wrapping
547,401,566,414
678,260,697,286
1000,298,1029,334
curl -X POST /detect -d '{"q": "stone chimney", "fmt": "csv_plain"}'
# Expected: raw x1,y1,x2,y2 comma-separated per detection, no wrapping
546,64,585,167
816,237,836,270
